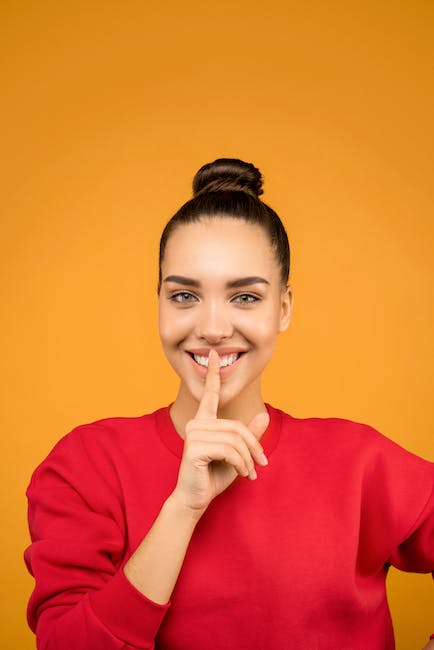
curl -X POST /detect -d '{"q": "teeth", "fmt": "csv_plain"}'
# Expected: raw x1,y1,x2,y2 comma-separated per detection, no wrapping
220,353,239,367
194,355,210,367
193,353,240,368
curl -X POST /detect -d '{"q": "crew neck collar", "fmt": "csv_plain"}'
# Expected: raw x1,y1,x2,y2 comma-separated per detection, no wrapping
154,403,283,459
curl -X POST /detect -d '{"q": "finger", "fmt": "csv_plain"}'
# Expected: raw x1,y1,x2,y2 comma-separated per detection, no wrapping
248,411,270,439
187,430,257,477
191,442,252,479
195,349,220,419
247,412,270,466
187,416,269,466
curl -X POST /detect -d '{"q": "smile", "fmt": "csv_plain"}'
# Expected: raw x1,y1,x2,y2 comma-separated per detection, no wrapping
189,352,243,368
190,352,242,368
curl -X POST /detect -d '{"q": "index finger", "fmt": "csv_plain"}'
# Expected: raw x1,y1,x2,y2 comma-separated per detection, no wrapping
195,349,221,419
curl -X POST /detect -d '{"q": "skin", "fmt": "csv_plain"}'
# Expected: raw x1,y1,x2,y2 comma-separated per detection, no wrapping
159,217,292,435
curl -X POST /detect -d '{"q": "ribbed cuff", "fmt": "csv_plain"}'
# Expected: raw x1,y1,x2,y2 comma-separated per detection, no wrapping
89,569,171,647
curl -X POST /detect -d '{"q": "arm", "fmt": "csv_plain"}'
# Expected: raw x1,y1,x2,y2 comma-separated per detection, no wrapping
355,428,434,648
25,445,172,650
121,492,201,606
25,350,268,648
123,349,268,603
386,468,434,649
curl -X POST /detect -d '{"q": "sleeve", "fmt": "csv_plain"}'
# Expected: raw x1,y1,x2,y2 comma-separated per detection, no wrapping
357,427,434,578
24,425,171,650
354,428,434,642
388,481,434,647
388,482,434,574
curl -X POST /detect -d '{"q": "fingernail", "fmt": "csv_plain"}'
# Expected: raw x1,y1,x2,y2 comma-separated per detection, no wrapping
249,469,257,481
259,453,268,466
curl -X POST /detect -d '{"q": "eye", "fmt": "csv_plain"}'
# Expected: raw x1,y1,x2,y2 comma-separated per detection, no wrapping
170,291,198,304
231,293,260,305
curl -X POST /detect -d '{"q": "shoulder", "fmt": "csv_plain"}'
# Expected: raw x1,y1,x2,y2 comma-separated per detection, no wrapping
268,405,434,528
28,406,171,489
268,403,434,471
47,406,167,449
270,403,385,445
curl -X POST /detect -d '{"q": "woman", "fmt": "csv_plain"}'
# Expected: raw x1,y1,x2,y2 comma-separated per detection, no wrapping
25,158,434,649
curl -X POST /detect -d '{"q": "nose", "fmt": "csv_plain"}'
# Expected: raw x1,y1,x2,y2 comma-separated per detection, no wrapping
195,301,233,343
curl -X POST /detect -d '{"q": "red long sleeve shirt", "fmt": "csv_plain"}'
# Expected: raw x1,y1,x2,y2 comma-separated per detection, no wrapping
25,405,434,649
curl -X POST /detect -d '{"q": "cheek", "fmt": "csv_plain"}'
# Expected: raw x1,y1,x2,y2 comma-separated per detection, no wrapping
158,306,193,345
158,303,175,345
236,308,281,343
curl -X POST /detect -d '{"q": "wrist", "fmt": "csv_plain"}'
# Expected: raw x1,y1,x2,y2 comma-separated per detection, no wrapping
166,491,207,524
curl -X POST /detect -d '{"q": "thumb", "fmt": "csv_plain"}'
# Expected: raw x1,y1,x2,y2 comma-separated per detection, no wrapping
248,411,270,439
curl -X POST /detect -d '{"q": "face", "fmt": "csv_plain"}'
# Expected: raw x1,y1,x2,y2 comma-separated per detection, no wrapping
158,218,292,422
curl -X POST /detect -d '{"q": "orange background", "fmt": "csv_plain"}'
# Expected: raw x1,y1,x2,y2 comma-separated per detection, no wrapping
1,1,433,648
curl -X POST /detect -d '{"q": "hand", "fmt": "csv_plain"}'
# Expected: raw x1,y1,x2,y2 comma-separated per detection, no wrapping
172,349,269,513
421,640,434,650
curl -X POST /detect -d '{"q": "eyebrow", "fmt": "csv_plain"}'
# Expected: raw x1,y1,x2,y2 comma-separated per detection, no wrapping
163,275,270,288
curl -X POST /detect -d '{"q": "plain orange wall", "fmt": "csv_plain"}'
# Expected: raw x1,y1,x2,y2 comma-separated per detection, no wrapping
1,1,433,648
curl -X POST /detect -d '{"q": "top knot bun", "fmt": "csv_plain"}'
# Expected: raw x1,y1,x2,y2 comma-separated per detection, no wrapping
192,158,264,199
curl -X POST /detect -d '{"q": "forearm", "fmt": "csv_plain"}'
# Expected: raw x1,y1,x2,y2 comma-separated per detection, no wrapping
28,495,188,650
123,355,268,606
123,492,204,604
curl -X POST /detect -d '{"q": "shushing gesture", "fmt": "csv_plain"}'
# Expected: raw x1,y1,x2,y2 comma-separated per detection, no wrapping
173,350,270,513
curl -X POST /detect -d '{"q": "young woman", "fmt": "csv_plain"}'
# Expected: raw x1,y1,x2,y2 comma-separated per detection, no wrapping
25,159,434,649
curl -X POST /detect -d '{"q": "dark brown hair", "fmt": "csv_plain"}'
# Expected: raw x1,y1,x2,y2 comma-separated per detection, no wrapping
158,158,290,290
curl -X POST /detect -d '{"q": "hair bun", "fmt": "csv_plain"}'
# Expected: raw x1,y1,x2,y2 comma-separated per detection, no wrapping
192,158,264,199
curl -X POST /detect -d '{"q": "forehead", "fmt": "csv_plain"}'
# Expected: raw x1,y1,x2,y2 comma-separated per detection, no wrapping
162,218,278,279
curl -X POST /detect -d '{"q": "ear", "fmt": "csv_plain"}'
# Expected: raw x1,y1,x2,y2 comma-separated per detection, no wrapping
279,285,293,332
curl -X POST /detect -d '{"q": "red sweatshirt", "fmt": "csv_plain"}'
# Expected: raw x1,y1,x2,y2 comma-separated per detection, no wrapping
25,405,434,649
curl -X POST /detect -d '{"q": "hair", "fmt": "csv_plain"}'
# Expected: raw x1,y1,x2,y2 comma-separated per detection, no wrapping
158,158,290,291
